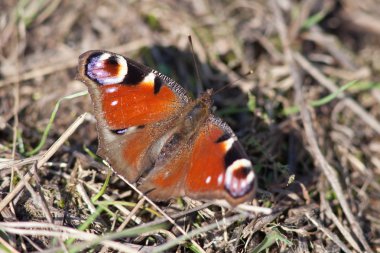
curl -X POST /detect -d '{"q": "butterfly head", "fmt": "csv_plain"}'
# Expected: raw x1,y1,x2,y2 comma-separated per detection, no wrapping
196,88,213,108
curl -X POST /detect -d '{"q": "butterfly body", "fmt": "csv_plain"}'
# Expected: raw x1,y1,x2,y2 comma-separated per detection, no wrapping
77,50,256,206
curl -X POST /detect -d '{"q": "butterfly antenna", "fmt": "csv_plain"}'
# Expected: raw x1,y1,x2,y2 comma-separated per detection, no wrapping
213,70,254,95
188,35,203,95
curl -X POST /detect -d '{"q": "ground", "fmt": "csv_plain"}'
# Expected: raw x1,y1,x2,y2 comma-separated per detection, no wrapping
0,0,379,252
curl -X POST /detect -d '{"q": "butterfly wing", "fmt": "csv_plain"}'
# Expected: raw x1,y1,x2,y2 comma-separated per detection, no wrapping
138,115,256,206
77,50,190,182
184,116,256,206
78,50,256,206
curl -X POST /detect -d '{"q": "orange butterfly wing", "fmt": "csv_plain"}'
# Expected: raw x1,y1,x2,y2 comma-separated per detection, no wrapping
139,116,256,206
185,117,256,206
78,50,256,206
77,50,190,182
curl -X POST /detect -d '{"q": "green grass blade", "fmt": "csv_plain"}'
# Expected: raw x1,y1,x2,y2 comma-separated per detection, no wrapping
251,228,292,253
95,201,161,217
302,11,326,30
152,214,246,253
91,168,112,203
82,145,98,160
247,91,256,112
217,106,251,116
17,130,25,154
66,222,168,253
283,80,358,116
344,81,380,92
26,90,88,156
310,80,358,107
65,205,105,246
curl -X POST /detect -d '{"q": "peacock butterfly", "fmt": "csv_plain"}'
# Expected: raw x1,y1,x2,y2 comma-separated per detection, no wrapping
77,50,256,206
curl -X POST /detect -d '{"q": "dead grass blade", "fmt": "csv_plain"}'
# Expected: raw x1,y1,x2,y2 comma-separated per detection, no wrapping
270,1,374,252
0,39,151,88
305,213,352,253
152,213,246,253
320,190,362,252
0,113,88,213
0,221,148,253
294,52,380,135
117,170,206,253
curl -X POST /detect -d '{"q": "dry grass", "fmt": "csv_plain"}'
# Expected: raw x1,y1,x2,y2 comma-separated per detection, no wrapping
0,0,380,252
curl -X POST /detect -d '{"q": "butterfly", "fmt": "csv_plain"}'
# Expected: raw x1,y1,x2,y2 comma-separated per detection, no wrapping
77,50,256,206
